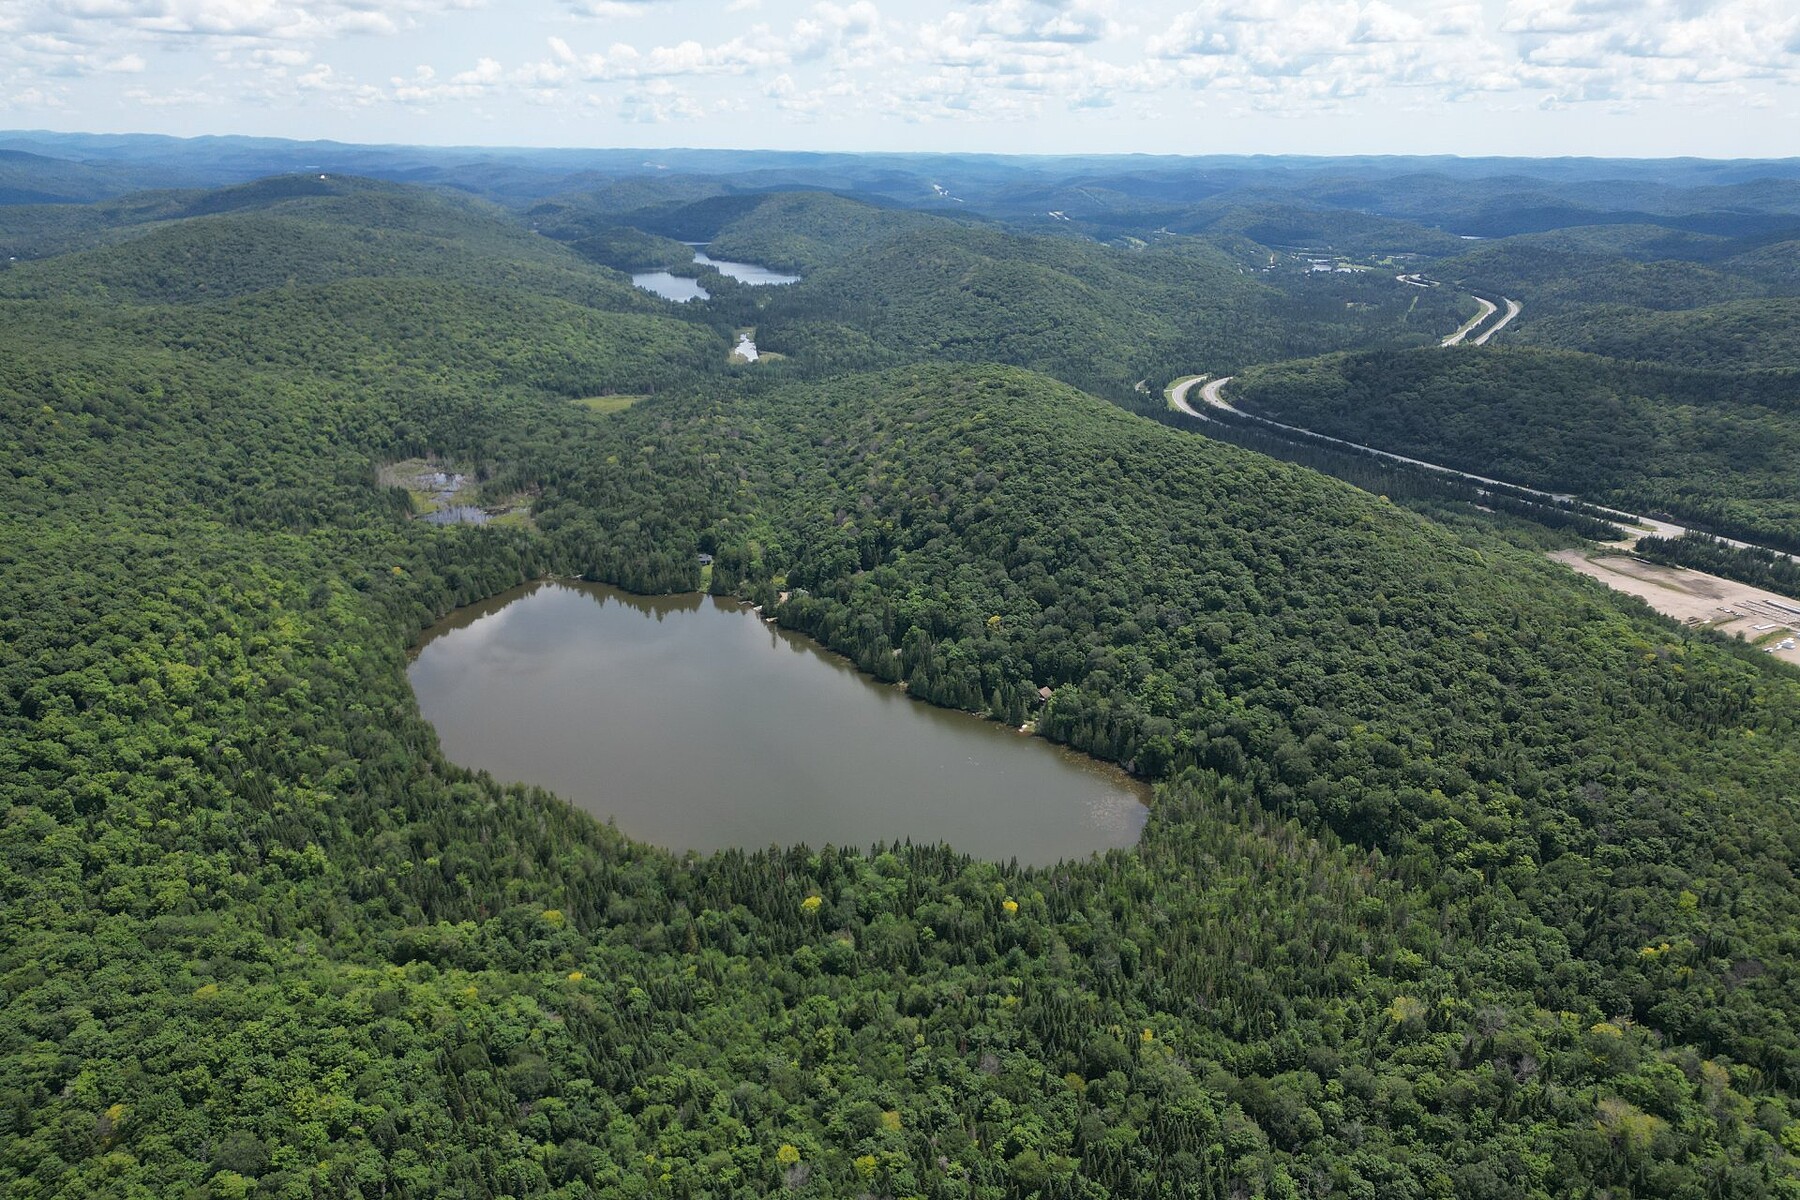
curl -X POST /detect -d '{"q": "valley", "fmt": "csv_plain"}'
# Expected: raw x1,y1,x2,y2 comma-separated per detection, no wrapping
3,139,1800,1200
1174,347,1800,639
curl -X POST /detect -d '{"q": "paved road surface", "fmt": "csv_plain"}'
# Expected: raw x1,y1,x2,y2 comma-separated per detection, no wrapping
1166,374,1798,561
1473,298,1521,346
1440,296,1498,346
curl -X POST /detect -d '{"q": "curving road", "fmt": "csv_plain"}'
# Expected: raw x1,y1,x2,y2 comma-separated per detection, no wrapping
1169,293,1800,568
1473,298,1521,346
1440,296,1498,346
1170,374,1585,505
1167,373,1800,560
1166,293,1794,559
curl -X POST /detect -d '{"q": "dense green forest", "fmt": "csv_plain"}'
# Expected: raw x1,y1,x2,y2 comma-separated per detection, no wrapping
693,193,936,273
1184,408,1627,546
566,227,699,273
4,169,1800,1200
1634,534,1800,598
495,187,1474,412
1427,220,1800,378
1231,346,1800,551
711,198,1467,409
1440,238,1772,316
0,180,680,315
1511,298,1800,371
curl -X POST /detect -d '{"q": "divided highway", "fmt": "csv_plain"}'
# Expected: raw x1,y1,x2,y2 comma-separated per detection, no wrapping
1473,298,1521,345
1439,296,1498,346
1168,353,1798,565
1167,293,1798,562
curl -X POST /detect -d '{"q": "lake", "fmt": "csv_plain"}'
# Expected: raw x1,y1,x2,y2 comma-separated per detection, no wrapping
694,251,800,286
628,271,709,302
408,581,1148,862
630,247,799,300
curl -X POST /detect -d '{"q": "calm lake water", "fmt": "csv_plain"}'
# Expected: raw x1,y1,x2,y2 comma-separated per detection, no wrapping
628,271,710,302
694,251,800,286
408,581,1148,861
630,247,799,300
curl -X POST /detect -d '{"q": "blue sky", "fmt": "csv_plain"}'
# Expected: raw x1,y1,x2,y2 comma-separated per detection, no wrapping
3,0,1798,156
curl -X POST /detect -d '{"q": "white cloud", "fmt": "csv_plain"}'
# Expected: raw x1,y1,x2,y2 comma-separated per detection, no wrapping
1499,0,1800,104
121,82,220,106
20,34,87,56
1135,0,1800,113
12,0,484,48
907,0,1164,119
452,56,504,84
568,0,664,16
0,84,66,109
245,46,312,68
3,0,1795,149
618,76,704,120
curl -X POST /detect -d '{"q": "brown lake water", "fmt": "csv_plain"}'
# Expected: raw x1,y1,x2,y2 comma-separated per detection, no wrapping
407,581,1148,862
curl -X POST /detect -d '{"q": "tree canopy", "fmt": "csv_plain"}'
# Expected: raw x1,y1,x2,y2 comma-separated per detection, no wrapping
2,169,1799,1200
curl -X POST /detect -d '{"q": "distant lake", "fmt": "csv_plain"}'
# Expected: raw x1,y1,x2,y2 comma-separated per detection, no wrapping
628,271,710,302
694,251,800,286
408,582,1148,862
630,246,799,300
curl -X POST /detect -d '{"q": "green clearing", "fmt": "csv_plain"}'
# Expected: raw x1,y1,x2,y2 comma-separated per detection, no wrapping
574,393,646,414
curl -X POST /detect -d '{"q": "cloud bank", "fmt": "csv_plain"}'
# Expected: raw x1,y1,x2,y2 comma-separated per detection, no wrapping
2,0,1795,153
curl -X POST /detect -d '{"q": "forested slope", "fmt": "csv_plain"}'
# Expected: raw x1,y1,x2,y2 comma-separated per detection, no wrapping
1444,241,1770,314
499,185,1483,409
699,192,934,272
1512,297,1800,371
3,178,1800,1199
731,206,1466,406
0,180,675,316
1162,200,1470,257
1231,346,1800,550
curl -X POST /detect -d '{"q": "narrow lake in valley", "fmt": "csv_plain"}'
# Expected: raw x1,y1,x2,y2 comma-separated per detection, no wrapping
693,251,800,286
627,270,709,302
408,581,1148,861
630,247,799,300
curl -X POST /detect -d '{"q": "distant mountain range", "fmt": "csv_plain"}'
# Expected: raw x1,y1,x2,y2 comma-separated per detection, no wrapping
6,128,1800,237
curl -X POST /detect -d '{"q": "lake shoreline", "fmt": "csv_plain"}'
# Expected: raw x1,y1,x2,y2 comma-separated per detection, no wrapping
407,576,1150,862
631,246,800,301
416,574,1138,759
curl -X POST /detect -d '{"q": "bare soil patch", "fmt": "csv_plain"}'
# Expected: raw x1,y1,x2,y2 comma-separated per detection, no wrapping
1551,550,1800,666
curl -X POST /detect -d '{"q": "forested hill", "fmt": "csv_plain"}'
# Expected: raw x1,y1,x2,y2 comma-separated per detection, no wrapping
0,177,683,316
654,191,1470,406
3,174,1800,1198
1437,233,1777,316
1231,345,1800,551
1512,297,1800,371
1420,221,1800,376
